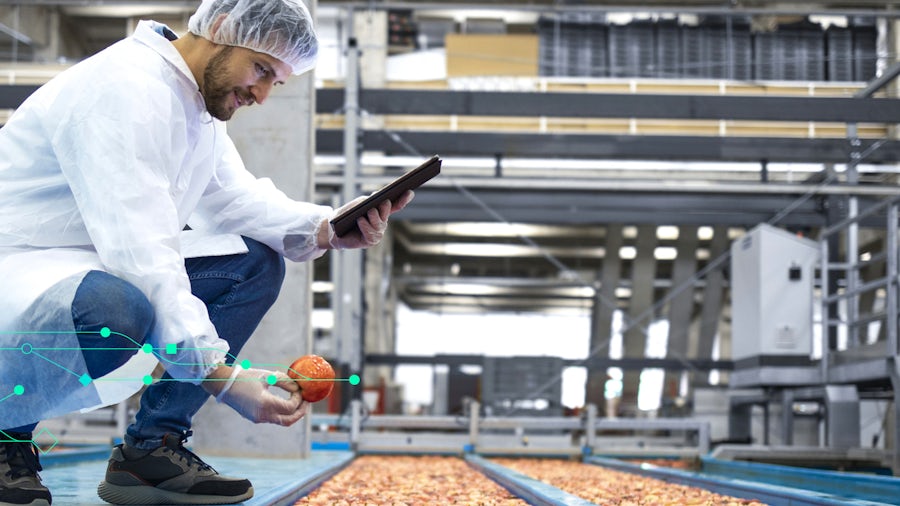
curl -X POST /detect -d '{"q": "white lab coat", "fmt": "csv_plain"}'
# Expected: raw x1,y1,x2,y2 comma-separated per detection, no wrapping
0,21,331,428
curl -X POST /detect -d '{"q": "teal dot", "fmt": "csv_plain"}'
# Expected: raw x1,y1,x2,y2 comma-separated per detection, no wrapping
141,344,153,354
13,385,24,395
142,375,153,385
100,327,111,338
79,374,92,386
20,343,32,355
240,359,251,369
349,374,360,386
266,375,277,385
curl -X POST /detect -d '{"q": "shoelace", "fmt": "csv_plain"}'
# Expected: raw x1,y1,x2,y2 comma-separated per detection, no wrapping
3,440,42,480
169,431,213,472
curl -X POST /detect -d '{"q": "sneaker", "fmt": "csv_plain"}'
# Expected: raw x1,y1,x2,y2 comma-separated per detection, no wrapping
0,432,51,506
97,431,252,505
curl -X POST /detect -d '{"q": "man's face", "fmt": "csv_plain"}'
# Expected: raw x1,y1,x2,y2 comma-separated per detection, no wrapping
201,45,292,121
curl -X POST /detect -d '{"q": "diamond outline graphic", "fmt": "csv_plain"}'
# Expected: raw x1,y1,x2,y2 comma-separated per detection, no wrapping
32,428,59,454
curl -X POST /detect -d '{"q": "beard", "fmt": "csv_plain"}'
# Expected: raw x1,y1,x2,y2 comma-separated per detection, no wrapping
202,46,238,121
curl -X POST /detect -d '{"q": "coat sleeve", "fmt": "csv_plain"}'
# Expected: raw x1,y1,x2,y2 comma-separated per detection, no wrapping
190,123,334,263
47,79,227,383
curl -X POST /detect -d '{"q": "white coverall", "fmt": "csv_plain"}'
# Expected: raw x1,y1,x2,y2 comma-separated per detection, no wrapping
0,21,331,428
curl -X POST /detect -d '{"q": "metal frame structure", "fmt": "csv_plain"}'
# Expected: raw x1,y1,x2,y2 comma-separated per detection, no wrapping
726,68,900,475
311,400,711,456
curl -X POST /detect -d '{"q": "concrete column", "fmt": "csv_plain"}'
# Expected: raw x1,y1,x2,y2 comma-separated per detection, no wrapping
0,6,57,62
353,10,387,88
663,225,698,399
363,227,397,409
691,226,729,388
621,225,657,415
888,19,900,141
586,224,623,410
192,1,318,458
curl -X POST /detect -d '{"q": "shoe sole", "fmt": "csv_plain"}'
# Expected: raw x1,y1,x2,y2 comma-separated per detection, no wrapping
96,481,253,505
0,501,50,506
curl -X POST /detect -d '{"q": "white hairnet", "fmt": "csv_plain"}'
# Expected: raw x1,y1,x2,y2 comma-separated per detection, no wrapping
188,0,318,75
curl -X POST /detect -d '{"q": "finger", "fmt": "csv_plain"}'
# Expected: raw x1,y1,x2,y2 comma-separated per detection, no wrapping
260,391,301,420
376,199,393,220
273,397,309,426
356,214,376,239
391,190,415,213
271,371,300,393
361,209,386,241
298,399,310,418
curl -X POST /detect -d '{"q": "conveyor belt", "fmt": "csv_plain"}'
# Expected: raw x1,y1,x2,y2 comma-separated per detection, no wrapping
36,444,900,505
586,456,896,506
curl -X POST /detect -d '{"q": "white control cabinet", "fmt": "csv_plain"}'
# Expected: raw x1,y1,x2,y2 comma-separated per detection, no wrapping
730,223,819,361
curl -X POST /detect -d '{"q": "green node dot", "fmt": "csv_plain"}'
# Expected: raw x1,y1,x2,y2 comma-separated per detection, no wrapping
240,359,251,369
13,385,24,395
142,375,153,385
349,374,361,386
265,374,277,385
141,343,153,354
100,327,111,338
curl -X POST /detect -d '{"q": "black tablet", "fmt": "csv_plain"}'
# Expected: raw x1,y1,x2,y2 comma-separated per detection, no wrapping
330,155,442,237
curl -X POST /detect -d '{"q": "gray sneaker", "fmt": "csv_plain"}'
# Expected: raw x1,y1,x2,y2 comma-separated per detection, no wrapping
97,431,252,505
0,432,51,506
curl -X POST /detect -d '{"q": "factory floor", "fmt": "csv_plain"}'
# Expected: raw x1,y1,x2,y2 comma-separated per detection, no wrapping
40,449,352,505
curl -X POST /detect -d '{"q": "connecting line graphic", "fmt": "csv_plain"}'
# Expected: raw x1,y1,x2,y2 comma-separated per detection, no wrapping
1,327,359,400
0,428,59,455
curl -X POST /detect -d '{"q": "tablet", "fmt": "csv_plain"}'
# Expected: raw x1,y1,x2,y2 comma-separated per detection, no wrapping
330,155,442,237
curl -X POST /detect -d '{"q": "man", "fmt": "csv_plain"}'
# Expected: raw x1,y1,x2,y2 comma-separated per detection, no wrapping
0,0,411,504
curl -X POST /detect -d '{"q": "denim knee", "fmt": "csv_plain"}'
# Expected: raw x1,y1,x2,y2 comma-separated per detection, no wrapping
243,237,286,307
72,271,154,378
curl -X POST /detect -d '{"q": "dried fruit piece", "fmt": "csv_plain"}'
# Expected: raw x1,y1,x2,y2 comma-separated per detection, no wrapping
296,455,528,505
492,458,768,505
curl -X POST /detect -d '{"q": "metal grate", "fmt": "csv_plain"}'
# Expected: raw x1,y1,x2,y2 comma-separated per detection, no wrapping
537,17,875,82
481,356,563,416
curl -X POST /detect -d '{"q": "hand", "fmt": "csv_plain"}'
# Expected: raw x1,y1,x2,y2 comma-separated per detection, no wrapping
322,190,415,250
205,366,309,426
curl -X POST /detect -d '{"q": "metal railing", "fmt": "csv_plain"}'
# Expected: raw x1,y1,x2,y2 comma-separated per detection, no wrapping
819,196,900,378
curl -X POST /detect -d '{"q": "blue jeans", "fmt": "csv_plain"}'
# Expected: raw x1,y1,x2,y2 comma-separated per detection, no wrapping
6,237,285,443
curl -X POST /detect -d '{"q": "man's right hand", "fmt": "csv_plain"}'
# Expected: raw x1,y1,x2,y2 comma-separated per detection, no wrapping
203,366,309,426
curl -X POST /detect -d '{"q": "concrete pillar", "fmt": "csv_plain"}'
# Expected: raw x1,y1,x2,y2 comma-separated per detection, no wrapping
192,1,318,458
621,225,657,415
663,225,698,400
363,227,397,411
353,10,387,88
888,20,900,142
691,226,729,388
586,224,623,411
0,6,58,62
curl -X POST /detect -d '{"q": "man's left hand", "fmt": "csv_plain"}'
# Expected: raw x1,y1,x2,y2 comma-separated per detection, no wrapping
321,190,414,250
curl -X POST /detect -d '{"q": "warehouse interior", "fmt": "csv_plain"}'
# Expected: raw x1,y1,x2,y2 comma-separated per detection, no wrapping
3,0,900,504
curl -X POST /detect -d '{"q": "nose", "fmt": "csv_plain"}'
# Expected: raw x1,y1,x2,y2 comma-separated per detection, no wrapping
249,82,273,105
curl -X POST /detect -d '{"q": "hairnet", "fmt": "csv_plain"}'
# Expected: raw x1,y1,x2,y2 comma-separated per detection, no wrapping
188,0,318,75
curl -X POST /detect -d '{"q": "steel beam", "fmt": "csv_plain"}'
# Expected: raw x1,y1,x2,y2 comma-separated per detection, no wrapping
316,129,900,163
316,88,900,123
364,353,734,371
0,84,38,109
